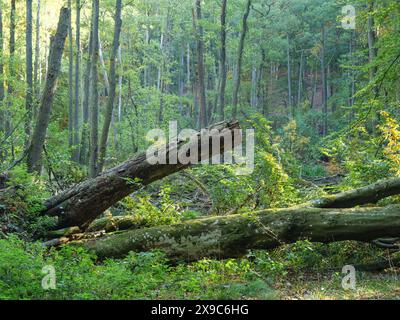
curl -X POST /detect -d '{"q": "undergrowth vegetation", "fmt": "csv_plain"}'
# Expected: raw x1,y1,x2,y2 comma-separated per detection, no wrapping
1,236,398,300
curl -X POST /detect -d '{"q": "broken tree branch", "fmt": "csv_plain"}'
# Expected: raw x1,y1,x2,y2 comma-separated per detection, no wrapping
42,121,241,229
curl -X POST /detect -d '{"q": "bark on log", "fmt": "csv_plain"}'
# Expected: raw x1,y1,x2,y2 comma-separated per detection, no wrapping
82,205,400,262
307,177,400,209
87,215,148,233
47,226,81,239
42,121,240,229
355,256,400,272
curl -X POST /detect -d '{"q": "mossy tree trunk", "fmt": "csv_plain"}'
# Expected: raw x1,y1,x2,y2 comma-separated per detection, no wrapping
306,178,400,209
82,206,400,262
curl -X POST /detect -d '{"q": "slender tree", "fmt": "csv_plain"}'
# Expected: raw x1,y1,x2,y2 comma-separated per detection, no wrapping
143,9,150,87
89,0,100,178
178,48,184,114
98,0,122,172
98,35,110,95
79,26,93,165
27,8,70,173
157,32,164,92
68,0,74,152
193,0,207,128
117,45,122,123
114,44,123,149
33,0,41,119
232,0,251,119
297,49,304,108
321,25,328,136
286,34,292,116
186,42,191,92
73,0,81,162
25,0,33,145
0,2,4,136
6,0,16,159
367,1,377,82
250,66,257,108
157,12,171,127
218,0,227,121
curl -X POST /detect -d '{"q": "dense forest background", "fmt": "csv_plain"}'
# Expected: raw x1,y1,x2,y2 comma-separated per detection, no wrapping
0,0,400,300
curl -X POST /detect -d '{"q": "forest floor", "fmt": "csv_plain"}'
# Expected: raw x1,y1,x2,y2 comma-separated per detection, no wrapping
278,272,400,300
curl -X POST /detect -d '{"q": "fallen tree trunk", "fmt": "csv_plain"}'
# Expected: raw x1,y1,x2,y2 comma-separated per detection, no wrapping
86,215,148,233
306,177,400,209
42,121,240,229
83,176,400,235
355,256,400,272
82,205,400,262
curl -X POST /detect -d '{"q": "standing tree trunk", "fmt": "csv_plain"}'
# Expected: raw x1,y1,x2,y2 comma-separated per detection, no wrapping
27,8,70,173
89,0,100,178
25,0,33,146
186,43,191,94
157,33,164,92
6,0,16,159
250,66,258,108
114,45,123,150
79,29,93,166
33,0,41,120
259,49,267,116
287,34,292,117
349,30,356,118
98,0,122,173
193,0,207,128
157,35,165,125
367,0,379,113
297,49,304,108
232,0,251,119
68,0,74,151
98,35,110,95
73,0,81,162
367,1,377,83
0,3,4,137
218,0,227,121
311,62,318,109
117,45,123,123
178,49,184,114
143,12,150,87
266,62,274,116
321,25,328,136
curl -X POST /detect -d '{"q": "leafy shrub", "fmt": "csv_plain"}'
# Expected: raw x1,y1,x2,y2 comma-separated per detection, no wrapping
0,236,45,299
0,166,55,239
121,185,182,227
0,237,278,300
378,111,400,175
